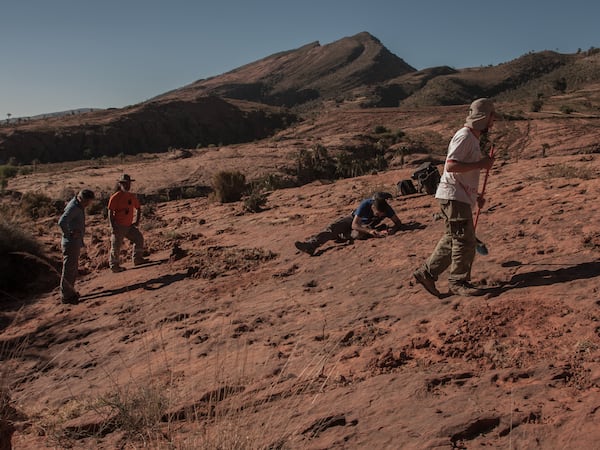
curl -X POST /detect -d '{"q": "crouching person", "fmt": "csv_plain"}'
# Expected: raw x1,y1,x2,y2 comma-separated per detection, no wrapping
295,195,402,256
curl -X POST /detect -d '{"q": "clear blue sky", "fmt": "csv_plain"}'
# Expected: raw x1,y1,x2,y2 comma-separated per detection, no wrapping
2,0,598,118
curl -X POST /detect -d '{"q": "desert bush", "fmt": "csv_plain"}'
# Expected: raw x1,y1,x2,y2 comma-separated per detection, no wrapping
98,383,168,442
560,105,574,114
294,145,337,183
0,220,55,295
212,171,247,203
374,125,389,134
335,151,387,178
553,77,567,93
252,173,294,191
0,165,18,180
293,143,390,184
531,98,543,112
182,186,205,199
544,164,594,180
87,196,108,217
20,191,59,219
243,191,267,213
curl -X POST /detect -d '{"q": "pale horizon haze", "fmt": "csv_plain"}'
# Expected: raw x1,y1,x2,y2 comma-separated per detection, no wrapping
1,0,598,118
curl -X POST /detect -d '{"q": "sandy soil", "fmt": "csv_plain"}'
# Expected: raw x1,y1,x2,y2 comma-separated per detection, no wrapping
2,104,600,449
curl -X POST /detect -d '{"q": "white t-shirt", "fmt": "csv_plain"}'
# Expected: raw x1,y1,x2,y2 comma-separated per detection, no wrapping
435,127,482,207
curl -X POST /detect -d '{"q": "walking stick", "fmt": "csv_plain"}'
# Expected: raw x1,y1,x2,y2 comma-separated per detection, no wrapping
475,145,496,255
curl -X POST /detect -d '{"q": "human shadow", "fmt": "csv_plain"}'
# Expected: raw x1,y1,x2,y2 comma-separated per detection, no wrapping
485,260,600,298
128,258,169,271
398,221,427,232
80,271,189,301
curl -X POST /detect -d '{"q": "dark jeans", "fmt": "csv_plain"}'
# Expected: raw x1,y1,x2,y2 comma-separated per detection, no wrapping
306,215,371,248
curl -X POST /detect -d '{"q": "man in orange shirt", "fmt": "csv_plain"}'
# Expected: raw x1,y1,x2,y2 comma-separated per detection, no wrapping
107,174,148,272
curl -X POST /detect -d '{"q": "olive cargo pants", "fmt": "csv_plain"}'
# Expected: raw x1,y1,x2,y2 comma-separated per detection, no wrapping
423,199,476,283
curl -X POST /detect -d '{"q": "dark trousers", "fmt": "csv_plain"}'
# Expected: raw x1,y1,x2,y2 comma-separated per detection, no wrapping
60,242,81,299
307,215,371,248
110,224,144,267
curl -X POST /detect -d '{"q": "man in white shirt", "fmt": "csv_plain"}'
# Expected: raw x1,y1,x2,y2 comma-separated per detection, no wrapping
413,98,496,297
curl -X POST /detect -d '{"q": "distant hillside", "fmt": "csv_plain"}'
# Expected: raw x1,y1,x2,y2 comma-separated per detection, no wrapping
1,32,598,165
368,49,600,109
0,98,295,164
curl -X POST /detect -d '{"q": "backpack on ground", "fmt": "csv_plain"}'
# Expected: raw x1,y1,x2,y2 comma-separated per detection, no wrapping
412,162,441,195
397,179,417,195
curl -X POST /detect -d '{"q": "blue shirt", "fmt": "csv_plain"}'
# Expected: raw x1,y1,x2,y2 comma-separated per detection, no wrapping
58,197,86,248
353,198,395,227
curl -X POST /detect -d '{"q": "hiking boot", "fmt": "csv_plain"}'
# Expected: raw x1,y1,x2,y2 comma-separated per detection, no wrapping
448,281,486,297
295,241,316,256
133,257,151,266
413,270,440,298
111,265,126,273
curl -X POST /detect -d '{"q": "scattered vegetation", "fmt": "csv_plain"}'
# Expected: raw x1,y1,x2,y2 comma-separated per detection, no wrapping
531,95,544,112
0,163,31,193
20,191,60,219
97,382,169,443
212,171,247,203
559,105,574,114
0,220,55,295
544,164,595,180
293,143,389,184
243,190,268,213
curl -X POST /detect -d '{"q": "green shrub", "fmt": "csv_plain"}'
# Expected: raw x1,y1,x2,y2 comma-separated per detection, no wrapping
212,171,247,203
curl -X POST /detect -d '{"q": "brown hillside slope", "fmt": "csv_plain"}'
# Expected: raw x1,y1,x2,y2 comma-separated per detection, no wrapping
2,102,600,449
163,32,415,107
